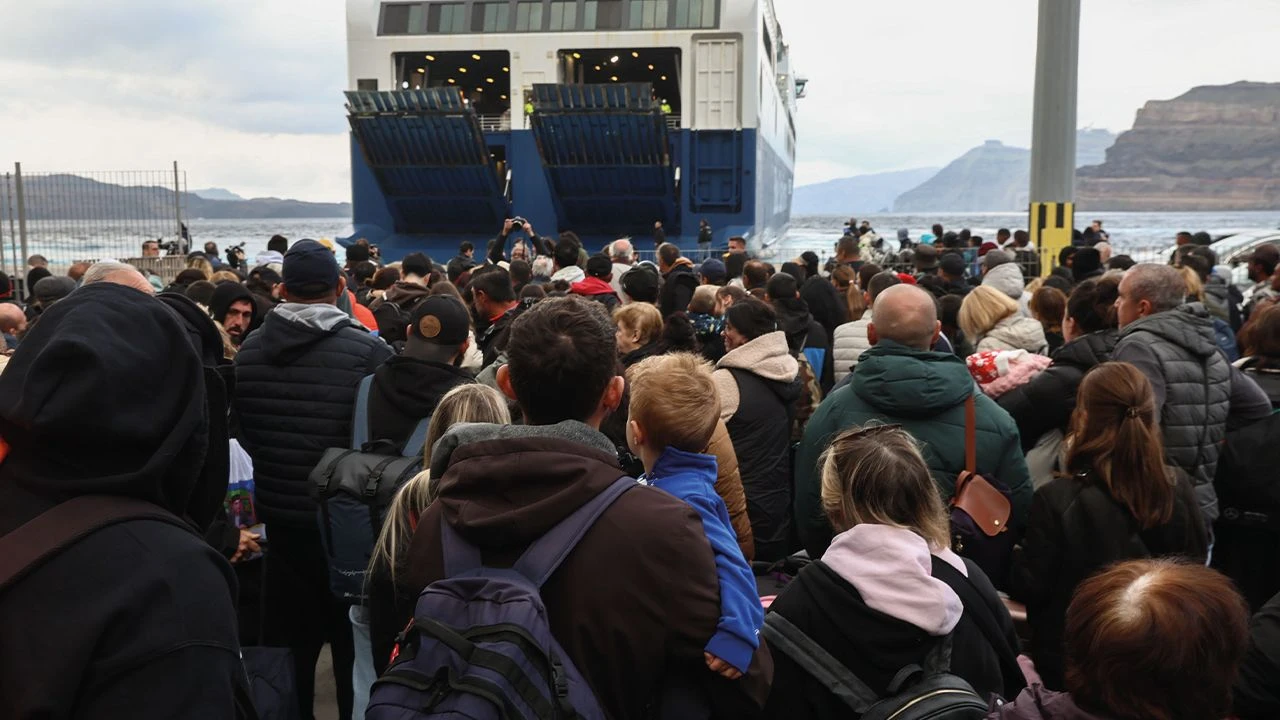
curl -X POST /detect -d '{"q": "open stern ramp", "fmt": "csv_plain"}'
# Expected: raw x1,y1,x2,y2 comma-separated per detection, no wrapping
530,83,677,235
346,89,508,234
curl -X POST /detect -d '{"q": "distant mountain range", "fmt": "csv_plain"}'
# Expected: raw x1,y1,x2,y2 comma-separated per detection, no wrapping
19,176,351,220
792,168,940,215
191,187,245,201
893,129,1117,212
795,130,1116,215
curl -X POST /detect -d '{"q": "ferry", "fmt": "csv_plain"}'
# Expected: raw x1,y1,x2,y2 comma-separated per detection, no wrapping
341,0,804,259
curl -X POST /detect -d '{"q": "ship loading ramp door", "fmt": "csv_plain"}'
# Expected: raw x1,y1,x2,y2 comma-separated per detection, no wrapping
346,89,508,235
529,83,678,236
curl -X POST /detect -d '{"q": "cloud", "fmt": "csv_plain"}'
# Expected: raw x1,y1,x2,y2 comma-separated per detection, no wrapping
775,0,1276,184
1,0,1275,201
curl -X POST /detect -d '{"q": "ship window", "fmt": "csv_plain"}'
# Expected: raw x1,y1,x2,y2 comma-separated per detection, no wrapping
515,1,543,30
585,0,623,29
473,2,510,32
381,3,413,34
673,0,714,28
427,2,467,33
629,0,668,28
548,0,577,30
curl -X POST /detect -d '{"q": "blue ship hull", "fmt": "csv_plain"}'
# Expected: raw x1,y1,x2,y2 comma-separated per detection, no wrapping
342,90,792,261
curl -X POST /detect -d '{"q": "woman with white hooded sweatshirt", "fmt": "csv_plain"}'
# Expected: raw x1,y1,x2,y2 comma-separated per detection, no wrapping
763,426,1025,718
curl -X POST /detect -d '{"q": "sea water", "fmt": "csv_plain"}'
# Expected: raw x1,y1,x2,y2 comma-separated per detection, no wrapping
8,211,1279,267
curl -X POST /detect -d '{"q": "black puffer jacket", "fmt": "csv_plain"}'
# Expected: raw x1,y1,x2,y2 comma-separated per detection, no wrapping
713,332,801,562
233,303,393,527
997,329,1118,452
1010,468,1207,689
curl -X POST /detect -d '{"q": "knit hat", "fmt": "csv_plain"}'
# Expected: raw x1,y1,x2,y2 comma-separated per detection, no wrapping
282,239,341,295
33,276,76,305
586,254,613,280
621,266,660,304
699,258,727,284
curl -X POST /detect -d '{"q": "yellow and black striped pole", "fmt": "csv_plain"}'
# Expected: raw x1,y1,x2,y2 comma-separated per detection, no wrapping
1028,0,1080,277
1030,201,1073,278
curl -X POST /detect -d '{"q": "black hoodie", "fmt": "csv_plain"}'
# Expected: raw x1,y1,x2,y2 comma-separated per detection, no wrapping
209,280,259,331
0,283,245,719
772,296,835,394
367,356,474,448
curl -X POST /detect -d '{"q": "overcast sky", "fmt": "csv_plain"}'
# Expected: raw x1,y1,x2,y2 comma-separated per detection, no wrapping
0,0,1273,202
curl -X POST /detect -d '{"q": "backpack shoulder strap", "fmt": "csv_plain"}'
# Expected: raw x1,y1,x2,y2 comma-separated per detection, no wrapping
513,477,636,587
930,557,1023,693
0,495,188,593
402,414,432,457
351,374,375,450
761,613,878,713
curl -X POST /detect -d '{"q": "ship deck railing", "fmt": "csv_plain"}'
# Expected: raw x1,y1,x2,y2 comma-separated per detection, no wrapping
478,114,512,132
665,116,680,131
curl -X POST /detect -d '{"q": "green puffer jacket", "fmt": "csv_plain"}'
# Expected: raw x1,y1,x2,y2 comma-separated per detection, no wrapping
794,339,1033,557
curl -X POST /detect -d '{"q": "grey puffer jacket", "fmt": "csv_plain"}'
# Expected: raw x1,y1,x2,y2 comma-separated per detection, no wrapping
976,315,1048,355
831,316,871,385
1112,303,1272,522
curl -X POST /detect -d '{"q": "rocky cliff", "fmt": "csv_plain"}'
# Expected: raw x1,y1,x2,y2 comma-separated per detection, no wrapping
1077,81,1280,210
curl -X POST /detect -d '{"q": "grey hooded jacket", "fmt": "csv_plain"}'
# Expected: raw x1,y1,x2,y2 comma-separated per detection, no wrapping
1112,303,1272,522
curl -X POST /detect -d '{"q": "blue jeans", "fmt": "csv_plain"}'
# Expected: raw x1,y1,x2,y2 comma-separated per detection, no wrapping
349,605,375,720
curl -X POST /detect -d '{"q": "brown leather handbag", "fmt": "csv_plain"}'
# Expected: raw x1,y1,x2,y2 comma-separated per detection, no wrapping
949,395,1015,587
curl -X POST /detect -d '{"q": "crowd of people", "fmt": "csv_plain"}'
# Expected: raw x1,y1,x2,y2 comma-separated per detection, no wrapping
2,217,1280,720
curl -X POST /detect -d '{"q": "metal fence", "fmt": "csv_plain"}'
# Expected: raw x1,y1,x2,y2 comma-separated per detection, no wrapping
0,163,189,296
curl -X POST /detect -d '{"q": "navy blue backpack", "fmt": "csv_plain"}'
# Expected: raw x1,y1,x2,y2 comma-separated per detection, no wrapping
309,374,430,603
367,477,635,720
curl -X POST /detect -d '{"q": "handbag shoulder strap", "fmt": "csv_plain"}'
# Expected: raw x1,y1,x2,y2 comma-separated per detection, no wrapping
761,613,879,713
0,495,187,593
964,394,977,474
930,557,1023,695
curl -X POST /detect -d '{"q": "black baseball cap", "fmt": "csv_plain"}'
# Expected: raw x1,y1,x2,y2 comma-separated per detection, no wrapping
699,258,727,284
282,239,340,294
409,295,470,346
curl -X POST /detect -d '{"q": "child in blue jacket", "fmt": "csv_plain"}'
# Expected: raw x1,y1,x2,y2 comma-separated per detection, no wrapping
625,352,764,678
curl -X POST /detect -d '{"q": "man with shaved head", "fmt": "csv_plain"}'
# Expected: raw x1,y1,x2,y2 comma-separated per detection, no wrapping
0,302,26,349
1112,264,1271,525
794,284,1032,558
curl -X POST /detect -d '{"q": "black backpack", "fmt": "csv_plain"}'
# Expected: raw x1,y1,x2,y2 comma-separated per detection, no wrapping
308,375,430,603
1216,411,1280,528
373,296,427,344
762,613,989,719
